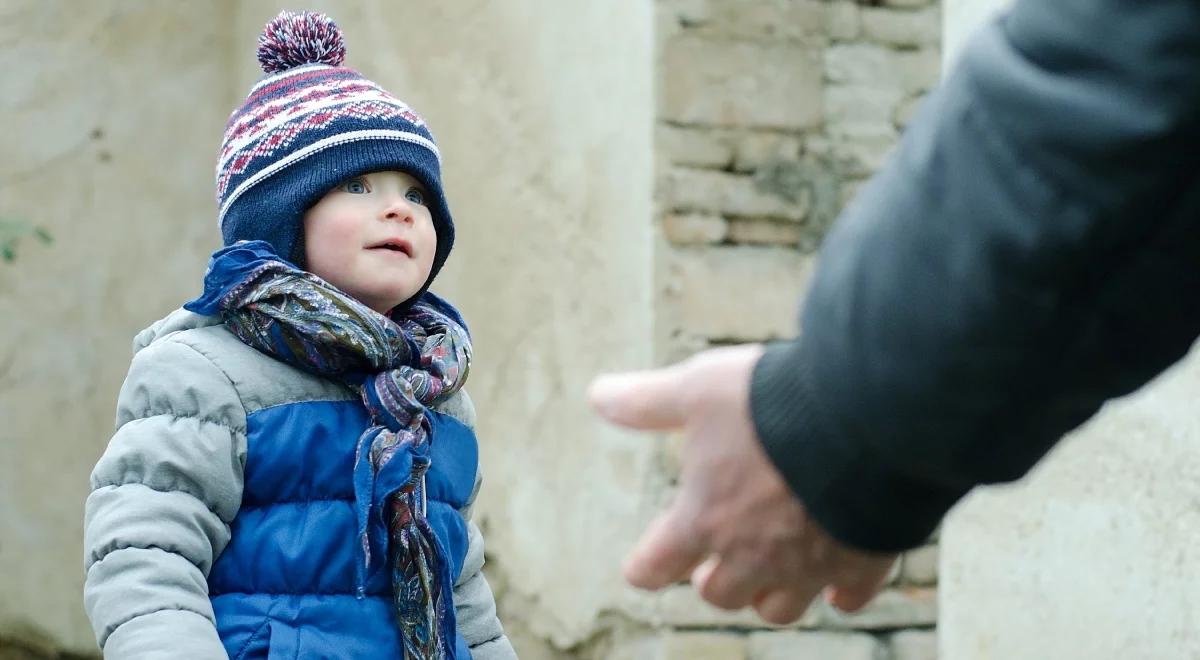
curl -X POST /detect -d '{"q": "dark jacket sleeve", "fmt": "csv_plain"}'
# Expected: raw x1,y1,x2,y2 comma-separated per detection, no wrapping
750,0,1200,553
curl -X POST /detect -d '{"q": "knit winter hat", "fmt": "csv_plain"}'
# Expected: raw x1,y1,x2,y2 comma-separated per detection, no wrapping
216,10,454,290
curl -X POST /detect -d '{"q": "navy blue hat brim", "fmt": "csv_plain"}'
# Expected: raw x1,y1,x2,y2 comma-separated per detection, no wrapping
220,136,455,298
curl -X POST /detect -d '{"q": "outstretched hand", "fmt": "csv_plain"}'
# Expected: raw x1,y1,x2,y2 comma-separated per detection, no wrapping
588,345,896,623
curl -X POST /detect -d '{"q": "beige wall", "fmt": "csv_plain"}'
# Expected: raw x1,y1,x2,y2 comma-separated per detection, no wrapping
940,1,1200,658
0,3,236,654
233,2,659,652
2,2,656,656
941,354,1200,659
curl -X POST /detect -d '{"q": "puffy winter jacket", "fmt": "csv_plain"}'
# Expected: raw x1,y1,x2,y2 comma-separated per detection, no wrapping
84,308,516,659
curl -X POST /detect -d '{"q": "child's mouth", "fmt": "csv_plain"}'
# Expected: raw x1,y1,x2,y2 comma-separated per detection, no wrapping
368,240,414,258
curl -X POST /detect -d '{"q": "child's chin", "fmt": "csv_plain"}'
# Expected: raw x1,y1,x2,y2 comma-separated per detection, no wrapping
375,289,420,310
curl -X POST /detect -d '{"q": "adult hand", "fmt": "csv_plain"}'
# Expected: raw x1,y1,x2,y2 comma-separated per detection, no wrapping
587,344,897,623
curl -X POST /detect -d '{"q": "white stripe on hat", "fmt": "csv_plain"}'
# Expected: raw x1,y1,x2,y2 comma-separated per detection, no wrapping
217,129,441,228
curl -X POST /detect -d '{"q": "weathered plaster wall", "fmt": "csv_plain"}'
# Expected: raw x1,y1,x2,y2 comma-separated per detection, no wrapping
2,2,656,656
0,3,236,654
229,2,659,654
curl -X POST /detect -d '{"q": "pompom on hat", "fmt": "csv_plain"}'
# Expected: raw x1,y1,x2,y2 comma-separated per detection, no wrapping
216,11,454,293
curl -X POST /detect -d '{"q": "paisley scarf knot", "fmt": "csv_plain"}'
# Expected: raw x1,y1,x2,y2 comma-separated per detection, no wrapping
186,240,469,659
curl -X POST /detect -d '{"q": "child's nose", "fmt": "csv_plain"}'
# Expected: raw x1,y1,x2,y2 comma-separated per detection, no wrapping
381,195,414,224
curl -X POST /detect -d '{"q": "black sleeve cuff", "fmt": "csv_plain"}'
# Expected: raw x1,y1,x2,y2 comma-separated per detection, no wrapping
749,340,966,553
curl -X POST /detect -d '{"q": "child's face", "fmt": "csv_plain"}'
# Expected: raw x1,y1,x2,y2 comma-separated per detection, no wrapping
303,170,438,314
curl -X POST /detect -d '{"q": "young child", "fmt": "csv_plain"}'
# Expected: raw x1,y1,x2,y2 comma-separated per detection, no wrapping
83,11,516,660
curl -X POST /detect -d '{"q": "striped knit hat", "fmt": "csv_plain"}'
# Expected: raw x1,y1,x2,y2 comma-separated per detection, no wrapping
216,10,454,289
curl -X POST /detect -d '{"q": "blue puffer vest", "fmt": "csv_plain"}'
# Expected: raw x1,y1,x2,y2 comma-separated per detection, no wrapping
208,397,479,659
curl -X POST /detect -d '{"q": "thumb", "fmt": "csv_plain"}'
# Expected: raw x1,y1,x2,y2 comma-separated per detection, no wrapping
587,366,689,431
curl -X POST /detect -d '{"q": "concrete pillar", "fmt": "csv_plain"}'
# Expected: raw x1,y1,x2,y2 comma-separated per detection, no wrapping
940,2,1200,657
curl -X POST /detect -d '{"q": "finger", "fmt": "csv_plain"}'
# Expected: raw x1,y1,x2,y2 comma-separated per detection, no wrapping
587,367,688,431
827,585,879,613
754,586,819,625
825,558,895,612
623,507,707,590
692,556,763,610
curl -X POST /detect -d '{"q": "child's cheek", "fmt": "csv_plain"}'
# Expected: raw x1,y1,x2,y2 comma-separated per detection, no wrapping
323,213,364,250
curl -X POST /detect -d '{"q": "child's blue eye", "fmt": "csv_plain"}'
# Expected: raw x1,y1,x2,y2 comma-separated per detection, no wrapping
342,178,368,194
405,188,426,205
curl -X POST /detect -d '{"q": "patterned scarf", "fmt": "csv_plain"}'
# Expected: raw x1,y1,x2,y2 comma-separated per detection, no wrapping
185,240,469,659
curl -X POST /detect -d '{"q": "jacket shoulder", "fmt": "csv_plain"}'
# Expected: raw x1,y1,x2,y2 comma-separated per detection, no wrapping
146,324,356,414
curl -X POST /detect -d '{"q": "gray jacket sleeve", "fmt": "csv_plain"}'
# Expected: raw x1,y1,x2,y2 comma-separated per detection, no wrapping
84,337,246,658
751,0,1200,552
454,474,517,660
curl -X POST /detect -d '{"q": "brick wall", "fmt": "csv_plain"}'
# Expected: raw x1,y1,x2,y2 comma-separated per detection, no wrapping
648,1,943,658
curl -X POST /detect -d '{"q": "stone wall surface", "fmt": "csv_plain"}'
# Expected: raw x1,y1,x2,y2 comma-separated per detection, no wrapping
0,3,236,654
649,1,942,658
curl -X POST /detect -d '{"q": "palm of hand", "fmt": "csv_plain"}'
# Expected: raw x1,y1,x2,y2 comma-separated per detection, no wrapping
589,345,896,623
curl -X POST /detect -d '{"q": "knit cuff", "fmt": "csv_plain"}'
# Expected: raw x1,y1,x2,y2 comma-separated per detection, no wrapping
749,341,962,553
